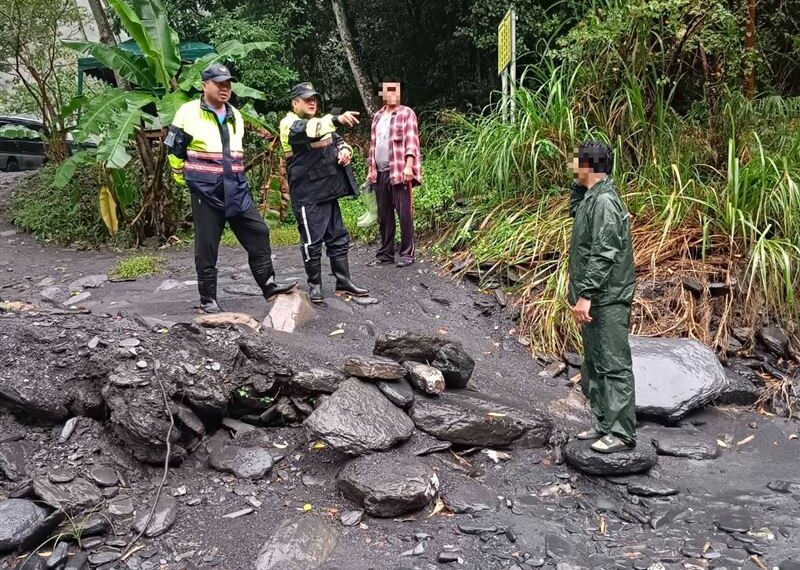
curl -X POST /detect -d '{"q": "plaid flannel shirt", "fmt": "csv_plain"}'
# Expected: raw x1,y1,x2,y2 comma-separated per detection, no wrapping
367,105,422,186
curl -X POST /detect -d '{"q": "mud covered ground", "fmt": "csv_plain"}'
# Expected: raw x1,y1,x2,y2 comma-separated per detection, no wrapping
1,172,799,570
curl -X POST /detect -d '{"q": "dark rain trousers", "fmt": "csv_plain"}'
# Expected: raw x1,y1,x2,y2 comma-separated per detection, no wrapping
580,302,637,443
192,195,276,299
375,170,415,262
292,198,350,264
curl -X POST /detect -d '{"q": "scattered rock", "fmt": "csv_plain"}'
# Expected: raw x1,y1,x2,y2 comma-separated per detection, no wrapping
779,561,800,570
62,292,91,306
410,391,552,448
431,343,475,389
58,418,78,443
340,510,363,526
717,369,760,406
627,479,679,497
0,499,50,553
715,511,754,533
108,495,134,516
209,445,274,479
563,439,658,475
352,296,379,306
289,368,345,394
68,274,107,291
0,442,27,481
254,517,338,570
373,330,450,363
304,378,414,455
342,355,406,380
377,377,416,408
563,352,583,368
32,477,102,514
263,290,315,333
758,325,790,358
631,336,730,422
404,361,445,395
766,480,800,494
47,541,69,568
224,283,263,296
545,534,574,559
442,475,496,514
398,430,452,456
539,362,566,378
681,278,704,297
651,433,720,460
171,401,206,437
39,287,68,303
89,466,118,487
221,417,257,437
337,453,439,517
63,553,89,570
132,495,177,537
195,312,261,332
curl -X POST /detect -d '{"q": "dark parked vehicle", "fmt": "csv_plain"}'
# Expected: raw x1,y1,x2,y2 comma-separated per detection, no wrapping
0,116,48,172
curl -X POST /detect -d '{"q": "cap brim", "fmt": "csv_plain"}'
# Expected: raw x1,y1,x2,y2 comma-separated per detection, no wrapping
206,74,234,82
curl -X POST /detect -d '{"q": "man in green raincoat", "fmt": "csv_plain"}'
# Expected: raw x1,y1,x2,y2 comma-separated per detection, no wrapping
567,141,637,453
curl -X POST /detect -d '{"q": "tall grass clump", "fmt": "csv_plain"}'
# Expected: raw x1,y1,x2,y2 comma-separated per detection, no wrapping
429,64,800,357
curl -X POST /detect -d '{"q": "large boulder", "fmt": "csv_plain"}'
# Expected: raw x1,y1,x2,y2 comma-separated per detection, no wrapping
0,499,50,553
254,517,338,570
304,378,414,455
337,453,439,517
373,330,450,363
563,439,657,475
431,343,475,389
409,391,552,448
631,336,729,422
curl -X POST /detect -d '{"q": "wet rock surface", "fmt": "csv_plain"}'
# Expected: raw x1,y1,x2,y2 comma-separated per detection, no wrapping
342,355,406,380
651,432,721,460
132,494,177,537
431,343,475,389
254,517,338,570
442,475,497,514
372,330,450,363
564,439,658,475
403,361,445,394
410,391,552,447
376,377,415,408
631,336,730,422
337,452,439,517
0,499,49,553
304,378,414,454
209,445,275,479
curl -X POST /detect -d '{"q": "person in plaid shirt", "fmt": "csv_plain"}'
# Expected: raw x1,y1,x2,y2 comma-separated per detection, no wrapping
366,78,422,268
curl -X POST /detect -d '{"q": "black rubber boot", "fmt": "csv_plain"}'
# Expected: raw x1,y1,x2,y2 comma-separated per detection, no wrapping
260,276,297,300
198,279,223,313
304,259,325,304
331,256,369,297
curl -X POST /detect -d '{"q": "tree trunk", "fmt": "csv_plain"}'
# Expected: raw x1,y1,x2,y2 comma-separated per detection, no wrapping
330,0,377,116
744,0,756,99
86,0,130,90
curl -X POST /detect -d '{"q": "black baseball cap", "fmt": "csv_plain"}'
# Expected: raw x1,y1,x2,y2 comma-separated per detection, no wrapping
201,63,234,82
290,82,320,100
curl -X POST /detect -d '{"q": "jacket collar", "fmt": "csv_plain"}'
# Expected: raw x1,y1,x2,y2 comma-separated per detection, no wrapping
585,176,612,199
200,96,234,123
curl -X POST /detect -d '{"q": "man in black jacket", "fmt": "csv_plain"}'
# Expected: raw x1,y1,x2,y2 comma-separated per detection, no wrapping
279,82,368,303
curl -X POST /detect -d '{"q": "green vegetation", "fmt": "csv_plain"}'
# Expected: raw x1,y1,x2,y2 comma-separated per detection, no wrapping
111,255,165,279
12,166,135,247
427,65,800,355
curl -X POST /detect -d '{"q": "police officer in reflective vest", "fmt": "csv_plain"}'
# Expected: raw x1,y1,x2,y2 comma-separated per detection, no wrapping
166,63,296,313
279,82,368,303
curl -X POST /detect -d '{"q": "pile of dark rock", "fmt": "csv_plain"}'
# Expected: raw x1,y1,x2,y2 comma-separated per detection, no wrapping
0,312,555,568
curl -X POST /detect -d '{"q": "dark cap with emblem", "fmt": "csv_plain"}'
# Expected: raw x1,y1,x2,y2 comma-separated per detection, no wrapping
290,82,321,100
202,63,234,82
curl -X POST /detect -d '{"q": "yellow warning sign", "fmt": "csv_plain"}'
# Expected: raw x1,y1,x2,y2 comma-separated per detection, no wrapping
497,9,513,75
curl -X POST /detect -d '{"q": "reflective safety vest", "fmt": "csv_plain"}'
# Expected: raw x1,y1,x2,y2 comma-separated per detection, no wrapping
279,111,357,207
166,97,253,218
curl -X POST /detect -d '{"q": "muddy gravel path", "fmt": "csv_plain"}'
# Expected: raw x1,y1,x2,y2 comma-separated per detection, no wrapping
1,171,799,570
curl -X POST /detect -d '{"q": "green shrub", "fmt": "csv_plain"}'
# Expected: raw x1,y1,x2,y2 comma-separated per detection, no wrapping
12,164,134,247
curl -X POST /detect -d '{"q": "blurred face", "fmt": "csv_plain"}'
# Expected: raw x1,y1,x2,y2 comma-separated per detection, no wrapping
568,153,593,187
203,79,231,106
380,82,401,106
292,96,319,117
